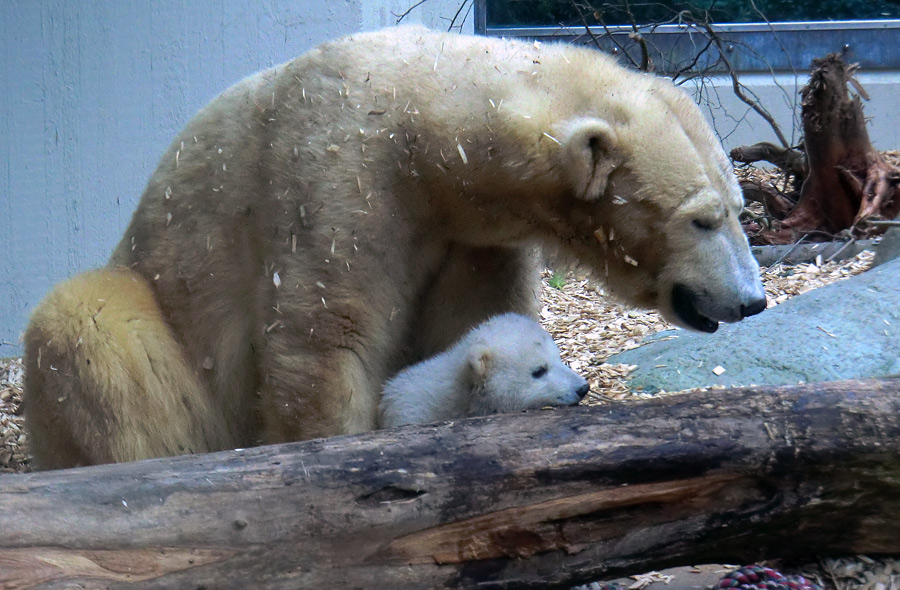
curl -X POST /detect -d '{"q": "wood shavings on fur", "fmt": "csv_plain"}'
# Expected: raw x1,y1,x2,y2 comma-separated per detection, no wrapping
0,250,875,474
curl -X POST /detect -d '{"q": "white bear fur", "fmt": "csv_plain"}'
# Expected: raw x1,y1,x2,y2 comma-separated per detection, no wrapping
24,26,766,468
379,313,589,428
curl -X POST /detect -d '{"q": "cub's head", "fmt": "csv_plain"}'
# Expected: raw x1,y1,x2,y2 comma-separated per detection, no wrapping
547,76,767,332
464,313,589,416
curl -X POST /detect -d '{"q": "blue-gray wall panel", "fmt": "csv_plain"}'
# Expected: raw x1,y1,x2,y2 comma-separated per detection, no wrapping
8,0,890,359
1,0,472,355
0,0,373,354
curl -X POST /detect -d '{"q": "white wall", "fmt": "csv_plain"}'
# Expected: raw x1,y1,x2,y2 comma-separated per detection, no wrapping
2,1,897,355
694,71,900,152
0,0,471,355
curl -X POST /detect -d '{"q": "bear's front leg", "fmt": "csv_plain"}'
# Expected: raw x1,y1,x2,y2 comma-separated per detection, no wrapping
258,305,385,442
413,244,542,358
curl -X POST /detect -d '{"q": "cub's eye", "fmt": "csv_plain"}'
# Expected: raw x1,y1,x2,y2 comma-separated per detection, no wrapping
692,218,715,231
532,366,548,379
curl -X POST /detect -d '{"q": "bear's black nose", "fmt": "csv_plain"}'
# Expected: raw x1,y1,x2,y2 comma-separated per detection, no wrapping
576,383,590,399
741,296,767,318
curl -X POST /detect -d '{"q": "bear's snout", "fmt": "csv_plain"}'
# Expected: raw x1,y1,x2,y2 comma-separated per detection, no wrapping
576,383,590,400
671,282,767,333
671,283,719,333
559,382,590,406
741,297,767,318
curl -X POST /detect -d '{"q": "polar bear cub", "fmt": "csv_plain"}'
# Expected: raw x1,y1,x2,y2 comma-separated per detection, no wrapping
379,313,589,428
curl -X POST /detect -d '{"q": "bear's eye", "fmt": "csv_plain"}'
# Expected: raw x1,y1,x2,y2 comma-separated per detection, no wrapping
532,366,548,379
692,218,716,231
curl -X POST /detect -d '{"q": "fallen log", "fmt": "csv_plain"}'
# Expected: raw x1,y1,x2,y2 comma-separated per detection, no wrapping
2,378,900,590
731,141,808,180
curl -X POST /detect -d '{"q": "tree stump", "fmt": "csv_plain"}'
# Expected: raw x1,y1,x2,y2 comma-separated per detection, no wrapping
733,54,900,244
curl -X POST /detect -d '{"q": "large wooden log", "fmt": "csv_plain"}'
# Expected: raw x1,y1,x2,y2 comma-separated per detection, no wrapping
3,379,900,589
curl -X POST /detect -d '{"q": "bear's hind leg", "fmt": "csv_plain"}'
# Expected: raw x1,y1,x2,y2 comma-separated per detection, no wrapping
24,268,234,469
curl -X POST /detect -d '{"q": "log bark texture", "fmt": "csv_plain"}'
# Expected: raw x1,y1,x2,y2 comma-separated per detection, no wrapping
2,379,900,590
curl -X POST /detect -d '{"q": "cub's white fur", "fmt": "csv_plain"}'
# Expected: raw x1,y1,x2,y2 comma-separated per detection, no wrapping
380,313,589,428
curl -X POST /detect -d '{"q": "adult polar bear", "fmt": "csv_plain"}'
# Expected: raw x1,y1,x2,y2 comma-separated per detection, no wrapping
24,26,766,468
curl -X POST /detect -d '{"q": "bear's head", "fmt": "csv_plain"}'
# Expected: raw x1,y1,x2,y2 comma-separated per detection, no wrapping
464,314,589,415
407,37,765,334
545,76,767,333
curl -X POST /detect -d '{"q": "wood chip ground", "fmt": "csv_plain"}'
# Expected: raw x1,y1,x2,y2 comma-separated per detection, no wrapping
540,249,874,404
0,251,887,590
1,251,871,475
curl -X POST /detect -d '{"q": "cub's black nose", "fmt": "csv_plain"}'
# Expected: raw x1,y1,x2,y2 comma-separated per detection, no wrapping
741,297,767,318
576,383,590,399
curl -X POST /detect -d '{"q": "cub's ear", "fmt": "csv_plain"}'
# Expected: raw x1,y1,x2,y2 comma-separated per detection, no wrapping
560,118,622,201
466,345,493,384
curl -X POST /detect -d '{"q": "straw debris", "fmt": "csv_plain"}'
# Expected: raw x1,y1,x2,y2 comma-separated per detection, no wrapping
0,250,875,474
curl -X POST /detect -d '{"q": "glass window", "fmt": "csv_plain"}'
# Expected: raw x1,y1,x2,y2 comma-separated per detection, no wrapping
485,1,900,28
475,0,900,71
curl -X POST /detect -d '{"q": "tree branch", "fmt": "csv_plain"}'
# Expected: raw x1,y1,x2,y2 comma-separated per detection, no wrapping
392,0,429,24
700,22,790,148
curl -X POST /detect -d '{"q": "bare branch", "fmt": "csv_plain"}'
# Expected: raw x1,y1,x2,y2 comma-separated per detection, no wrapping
749,0,797,76
444,0,472,32
671,36,715,82
623,0,652,71
571,3,642,70
392,0,429,24
571,1,796,148
699,22,790,148
731,141,807,177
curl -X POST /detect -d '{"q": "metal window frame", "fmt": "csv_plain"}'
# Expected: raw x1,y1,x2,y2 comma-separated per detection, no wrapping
473,0,900,72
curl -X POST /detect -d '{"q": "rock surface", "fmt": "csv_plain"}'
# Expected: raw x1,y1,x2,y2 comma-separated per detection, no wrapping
608,257,900,393
873,218,900,267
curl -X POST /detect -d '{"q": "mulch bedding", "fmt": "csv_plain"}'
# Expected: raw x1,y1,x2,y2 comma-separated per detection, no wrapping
0,250,874,475
0,250,889,590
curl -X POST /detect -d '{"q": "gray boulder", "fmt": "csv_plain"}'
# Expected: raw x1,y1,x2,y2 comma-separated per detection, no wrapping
873,218,900,267
608,256,900,392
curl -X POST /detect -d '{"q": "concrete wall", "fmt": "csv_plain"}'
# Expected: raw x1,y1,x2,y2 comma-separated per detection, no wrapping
0,0,472,355
693,71,900,153
1,2,897,355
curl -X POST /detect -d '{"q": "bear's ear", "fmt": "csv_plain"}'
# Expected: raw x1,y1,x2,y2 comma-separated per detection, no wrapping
467,345,493,383
560,118,623,201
